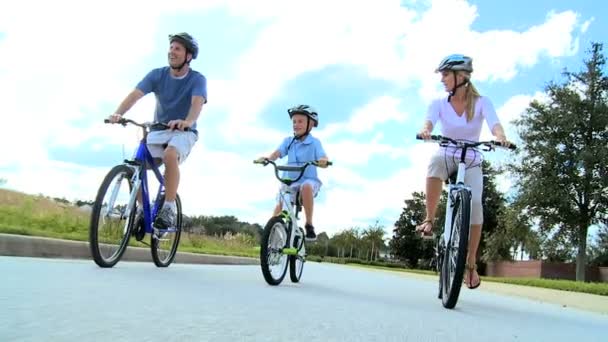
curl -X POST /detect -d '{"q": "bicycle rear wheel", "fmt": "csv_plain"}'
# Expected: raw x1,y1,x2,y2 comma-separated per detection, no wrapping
89,165,136,268
260,216,289,285
289,227,306,283
151,194,182,267
441,189,471,309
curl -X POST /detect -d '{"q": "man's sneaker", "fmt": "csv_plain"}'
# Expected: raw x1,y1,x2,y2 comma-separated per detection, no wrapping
305,224,317,241
153,205,176,230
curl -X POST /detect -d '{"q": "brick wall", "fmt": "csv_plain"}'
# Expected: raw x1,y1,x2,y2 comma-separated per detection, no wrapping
485,261,606,282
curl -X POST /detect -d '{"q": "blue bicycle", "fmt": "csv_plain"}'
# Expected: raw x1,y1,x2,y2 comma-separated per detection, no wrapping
89,118,183,268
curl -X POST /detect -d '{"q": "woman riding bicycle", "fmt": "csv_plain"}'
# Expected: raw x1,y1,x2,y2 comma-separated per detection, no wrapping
416,54,512,289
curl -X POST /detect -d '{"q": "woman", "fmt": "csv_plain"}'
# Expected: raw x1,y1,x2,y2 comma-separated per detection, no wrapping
416,54,511,289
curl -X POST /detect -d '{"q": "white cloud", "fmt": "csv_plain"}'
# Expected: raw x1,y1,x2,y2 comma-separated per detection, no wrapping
0,0,594,238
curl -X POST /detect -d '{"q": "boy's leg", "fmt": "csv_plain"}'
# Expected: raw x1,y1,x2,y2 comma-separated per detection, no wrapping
299,181,320,240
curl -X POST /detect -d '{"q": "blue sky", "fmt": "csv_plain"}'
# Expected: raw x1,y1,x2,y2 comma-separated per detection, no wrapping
0,0,605,238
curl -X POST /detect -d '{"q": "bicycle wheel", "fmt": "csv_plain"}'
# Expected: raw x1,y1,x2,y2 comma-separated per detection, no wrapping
151,194,182,267
260,216,289,285
89,164,137,268
441,188,471,309
289,227,306,283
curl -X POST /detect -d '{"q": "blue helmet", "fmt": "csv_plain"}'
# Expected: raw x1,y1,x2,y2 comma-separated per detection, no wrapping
435,54,473,73
169,32,199,60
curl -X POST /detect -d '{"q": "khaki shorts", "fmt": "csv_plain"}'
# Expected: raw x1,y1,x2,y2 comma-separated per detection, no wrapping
427,152,483,225
146,130,198,164
277,179,321,206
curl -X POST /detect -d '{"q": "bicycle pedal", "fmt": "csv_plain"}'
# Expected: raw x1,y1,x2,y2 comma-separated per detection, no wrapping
282,247,298,255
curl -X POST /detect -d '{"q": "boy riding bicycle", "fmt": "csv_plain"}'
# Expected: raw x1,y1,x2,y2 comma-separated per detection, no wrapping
256,105,329,241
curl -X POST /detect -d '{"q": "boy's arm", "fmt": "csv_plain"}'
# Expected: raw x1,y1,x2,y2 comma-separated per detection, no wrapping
255,149,281,163
267,150,281,161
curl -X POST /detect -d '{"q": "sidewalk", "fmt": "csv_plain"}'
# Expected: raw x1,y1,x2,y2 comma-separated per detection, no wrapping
356,264,608,315
0,233,259,265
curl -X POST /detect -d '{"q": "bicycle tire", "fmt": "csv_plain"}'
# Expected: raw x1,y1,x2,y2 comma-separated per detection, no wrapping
89,164,136,268
151,194,183,267
260,216,289,285
289,227,306,283
441,188,471,309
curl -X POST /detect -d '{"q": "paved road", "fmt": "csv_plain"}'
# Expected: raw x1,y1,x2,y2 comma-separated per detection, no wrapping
1,256,605,342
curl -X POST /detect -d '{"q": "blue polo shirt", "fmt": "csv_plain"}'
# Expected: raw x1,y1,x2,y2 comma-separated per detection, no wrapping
136,66,207,131
277,134,327,184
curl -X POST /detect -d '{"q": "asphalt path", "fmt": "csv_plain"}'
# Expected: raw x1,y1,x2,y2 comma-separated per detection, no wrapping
1,256,605,342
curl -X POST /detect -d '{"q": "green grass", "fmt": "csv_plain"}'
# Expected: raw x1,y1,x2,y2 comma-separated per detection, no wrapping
308,256,608,296
0,189,257,258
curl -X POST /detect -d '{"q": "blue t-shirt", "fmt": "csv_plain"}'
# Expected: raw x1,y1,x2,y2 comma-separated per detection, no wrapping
277,134,327,184
136,67,207,131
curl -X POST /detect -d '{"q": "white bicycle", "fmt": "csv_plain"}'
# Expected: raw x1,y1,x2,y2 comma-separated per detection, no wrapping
417,134,516,309
254,159,332,286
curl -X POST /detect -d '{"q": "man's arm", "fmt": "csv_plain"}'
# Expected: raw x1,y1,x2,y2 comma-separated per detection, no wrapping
171,95,205,130
108,89,144,122
115,89,145,116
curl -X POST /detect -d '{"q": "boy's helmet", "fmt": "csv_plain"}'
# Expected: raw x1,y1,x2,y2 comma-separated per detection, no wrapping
288,104,318,127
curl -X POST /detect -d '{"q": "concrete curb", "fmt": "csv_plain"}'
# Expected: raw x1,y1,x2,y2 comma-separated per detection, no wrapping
0,233,259,265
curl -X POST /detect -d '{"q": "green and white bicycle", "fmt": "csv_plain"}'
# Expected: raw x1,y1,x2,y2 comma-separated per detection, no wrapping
254,159,332,286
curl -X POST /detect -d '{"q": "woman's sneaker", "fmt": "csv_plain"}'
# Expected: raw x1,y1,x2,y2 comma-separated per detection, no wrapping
305,224,317,241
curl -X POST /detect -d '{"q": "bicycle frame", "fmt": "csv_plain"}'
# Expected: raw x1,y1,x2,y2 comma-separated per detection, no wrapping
276,184,303,252
105,118,180,236
442,151,473,246
128,140,167,235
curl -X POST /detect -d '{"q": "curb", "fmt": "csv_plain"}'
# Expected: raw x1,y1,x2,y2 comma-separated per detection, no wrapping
0,233,259,265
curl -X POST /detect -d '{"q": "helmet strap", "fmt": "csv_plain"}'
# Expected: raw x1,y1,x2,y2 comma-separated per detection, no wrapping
448,71,469,102
293,117,311,140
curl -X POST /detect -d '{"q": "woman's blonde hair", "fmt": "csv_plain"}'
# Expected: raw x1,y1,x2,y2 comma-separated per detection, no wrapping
459,71,480,122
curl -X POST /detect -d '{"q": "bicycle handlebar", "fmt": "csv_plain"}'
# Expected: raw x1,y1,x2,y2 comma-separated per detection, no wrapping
253,159,333,185
104,118,191,131
416,134,517,151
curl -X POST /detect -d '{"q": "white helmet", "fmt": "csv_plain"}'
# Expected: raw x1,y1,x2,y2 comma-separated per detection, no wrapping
435,54,473,73
287,104,319,127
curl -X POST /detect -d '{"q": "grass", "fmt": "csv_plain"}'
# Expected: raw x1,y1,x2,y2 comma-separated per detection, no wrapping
308,256,608,296
0,188,257,258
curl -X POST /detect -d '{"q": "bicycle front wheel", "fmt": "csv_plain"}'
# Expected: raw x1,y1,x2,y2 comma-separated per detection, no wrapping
260,216,289,285
441,189,471,309
151,194,183,267
89,165,136,268
289,227,306,283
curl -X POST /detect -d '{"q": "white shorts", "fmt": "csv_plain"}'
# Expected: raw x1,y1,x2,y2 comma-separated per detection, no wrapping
427,152,483,225
276,179,321,206
146,130,198,164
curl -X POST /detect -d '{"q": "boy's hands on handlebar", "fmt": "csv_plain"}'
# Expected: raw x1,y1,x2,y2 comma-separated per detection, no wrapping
316,158,329,168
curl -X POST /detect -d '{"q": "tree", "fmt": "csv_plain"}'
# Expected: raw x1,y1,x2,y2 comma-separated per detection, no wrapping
509,42,608,281
362,222,386,262
588,224,608,266
390,192,435,267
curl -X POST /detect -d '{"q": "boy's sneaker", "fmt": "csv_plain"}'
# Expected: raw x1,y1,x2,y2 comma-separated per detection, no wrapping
305,224,317,241
154,205,176,229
